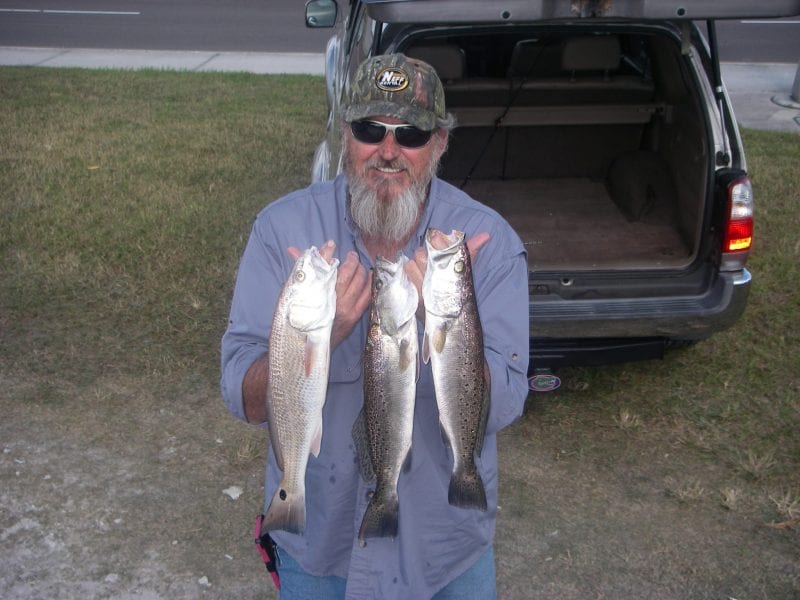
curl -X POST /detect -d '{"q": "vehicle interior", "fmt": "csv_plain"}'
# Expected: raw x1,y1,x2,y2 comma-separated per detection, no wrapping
391,27,711,272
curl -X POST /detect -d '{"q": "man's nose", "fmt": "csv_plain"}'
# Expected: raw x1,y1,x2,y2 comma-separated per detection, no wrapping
377,131,402,159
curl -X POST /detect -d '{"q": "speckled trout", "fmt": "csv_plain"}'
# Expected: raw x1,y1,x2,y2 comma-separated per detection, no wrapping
354,254,418,543
262,246,338,535
422,228,489,511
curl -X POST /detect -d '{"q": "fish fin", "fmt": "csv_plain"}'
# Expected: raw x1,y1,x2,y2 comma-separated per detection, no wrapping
432,326,447,354
303,335,314,377
265,395,285,471
358,490,400,543
262,483,306,535
309,416,323,458
448,463,487,512
422,331,430,364
303,334,328,378
268,433,284,472
439,423,452,449
398,338,414,372
351,410,375,482
474,388,490,458
402,448,412,474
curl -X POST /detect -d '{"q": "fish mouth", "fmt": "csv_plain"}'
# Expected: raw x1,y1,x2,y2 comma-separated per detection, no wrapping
375,253,406,274
373,255,407,297
304,246,338,279
426,228,465,252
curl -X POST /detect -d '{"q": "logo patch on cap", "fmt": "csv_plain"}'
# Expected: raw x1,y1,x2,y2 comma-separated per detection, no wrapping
375,67,409,92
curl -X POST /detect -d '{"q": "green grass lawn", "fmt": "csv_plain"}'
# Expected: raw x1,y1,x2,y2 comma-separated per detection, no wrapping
1,68,326,387
1,66,798,515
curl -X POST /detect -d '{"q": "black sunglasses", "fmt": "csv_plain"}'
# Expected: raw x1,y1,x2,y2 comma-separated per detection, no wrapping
350,120,433,149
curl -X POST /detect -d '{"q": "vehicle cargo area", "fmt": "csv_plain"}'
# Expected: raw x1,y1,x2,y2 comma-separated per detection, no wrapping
404,28,711,272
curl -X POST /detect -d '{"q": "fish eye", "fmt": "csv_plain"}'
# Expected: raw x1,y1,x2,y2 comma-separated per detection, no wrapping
454,260,465,273
295,270,306,282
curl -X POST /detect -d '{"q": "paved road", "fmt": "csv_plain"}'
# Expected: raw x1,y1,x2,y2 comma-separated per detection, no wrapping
715,18,800,62
0,0,331,52
1,2,798,132
1,0,799,60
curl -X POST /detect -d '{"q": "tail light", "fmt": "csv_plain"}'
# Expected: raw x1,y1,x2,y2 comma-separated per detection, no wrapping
721,176,752,271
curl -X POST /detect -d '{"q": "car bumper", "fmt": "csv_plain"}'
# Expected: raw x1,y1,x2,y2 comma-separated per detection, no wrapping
530,269,751,340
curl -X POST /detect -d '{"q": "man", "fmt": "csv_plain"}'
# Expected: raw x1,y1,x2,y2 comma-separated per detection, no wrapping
221,53,529,599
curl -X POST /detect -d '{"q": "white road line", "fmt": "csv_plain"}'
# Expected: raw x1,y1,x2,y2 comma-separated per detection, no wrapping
740,20,800,24
43,10,140,15
0,8,140,15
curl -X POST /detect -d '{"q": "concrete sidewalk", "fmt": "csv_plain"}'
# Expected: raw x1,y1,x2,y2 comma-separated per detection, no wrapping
1,46,798,132
721,61,800,132
0,46,325,75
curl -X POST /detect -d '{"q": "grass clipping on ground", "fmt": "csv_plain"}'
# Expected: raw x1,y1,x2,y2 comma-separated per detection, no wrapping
0,68,798,598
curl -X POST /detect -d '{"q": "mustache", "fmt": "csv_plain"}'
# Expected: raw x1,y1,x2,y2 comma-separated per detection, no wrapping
363,158,410,173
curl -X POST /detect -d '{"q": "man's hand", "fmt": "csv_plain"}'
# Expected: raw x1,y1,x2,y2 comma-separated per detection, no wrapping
288,241,372,349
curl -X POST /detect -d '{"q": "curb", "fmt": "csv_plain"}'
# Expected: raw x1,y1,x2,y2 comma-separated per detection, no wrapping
0,46,325,75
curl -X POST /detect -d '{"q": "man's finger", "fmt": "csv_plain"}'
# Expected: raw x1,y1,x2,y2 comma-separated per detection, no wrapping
336,251,361,289
342,259,369,300
287,240,337,264
319,239,336,262
467,232,491,262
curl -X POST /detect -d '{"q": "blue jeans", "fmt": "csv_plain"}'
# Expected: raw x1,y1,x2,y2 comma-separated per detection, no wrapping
275,545,497,600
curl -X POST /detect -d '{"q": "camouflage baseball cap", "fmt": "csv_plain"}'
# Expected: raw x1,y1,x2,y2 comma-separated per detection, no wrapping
343,53,446,131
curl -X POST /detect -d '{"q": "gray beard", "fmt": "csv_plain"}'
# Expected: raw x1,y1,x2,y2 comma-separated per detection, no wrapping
344,145,439,243
348,176,424,242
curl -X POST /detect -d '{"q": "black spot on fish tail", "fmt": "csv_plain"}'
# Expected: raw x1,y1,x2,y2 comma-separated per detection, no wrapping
262,485,306,535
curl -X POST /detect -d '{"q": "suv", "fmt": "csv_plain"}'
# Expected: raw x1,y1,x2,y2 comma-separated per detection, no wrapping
304,0,800,372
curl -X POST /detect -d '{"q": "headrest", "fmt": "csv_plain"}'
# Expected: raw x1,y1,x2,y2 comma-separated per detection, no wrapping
405,44,466,81
561,36,621,71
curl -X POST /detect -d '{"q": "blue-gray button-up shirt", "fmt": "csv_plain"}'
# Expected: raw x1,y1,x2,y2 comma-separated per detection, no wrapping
221,174,529,599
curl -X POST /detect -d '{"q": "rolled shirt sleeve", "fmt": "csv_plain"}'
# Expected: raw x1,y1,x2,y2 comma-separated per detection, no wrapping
476,239,530,434
220,219,280,422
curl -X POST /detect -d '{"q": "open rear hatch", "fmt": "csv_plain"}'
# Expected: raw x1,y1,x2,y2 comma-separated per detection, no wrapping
365,0,800,22
362,0,800,276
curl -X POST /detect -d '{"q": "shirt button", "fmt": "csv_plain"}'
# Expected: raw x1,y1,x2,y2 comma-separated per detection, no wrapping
511,353,518,361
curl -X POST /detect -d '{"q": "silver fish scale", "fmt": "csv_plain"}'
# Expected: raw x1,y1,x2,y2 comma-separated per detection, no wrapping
358,255,417,542
268,312,329,475
263,247,337,534
423,229,489,511
363,318,416,477
430,272,487,465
